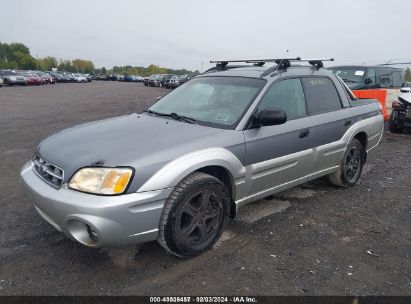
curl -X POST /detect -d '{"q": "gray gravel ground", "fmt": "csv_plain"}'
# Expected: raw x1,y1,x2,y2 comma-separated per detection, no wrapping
0,82,410,295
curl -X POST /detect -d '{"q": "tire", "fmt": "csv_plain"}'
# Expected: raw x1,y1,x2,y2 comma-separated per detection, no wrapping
388,113,403,133
158,172,229,257
329,138,365,187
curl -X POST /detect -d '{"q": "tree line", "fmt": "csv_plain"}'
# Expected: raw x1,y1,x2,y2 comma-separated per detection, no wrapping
0,42,95,73
97,65,198,77
0,41,197,76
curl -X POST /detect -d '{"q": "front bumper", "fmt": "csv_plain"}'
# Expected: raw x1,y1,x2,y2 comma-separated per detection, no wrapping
20,161,172,247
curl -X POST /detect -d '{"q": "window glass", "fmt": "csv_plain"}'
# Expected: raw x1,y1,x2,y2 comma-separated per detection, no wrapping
258,78,306,120
149,77,266,128
366,68,376,83
392,71,403,87
378,69,392,88
301,77,342,115
329,68,365,85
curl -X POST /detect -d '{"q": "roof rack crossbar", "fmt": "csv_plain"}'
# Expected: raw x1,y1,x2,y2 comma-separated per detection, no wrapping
210,57,301,65
208,57,335,74
299,58,335,69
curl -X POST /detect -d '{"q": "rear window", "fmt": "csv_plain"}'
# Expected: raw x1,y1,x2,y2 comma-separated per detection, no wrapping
301,77,342,115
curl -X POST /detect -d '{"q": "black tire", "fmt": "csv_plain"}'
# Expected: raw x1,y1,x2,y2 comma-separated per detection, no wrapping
388,113,403,133
158,172,229,257
329,138,365,187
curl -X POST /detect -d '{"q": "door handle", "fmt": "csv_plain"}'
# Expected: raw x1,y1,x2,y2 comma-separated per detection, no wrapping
344,120,352,127
299,128,310,138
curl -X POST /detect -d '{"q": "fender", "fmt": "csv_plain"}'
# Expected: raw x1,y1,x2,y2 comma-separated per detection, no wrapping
137,148,246,193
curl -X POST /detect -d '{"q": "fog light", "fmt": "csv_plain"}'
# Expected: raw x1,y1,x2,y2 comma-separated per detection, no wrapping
67,220,98,246
87,224,98,242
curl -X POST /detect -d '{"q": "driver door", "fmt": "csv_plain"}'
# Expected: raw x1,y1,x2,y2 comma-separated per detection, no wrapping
244,78,314,197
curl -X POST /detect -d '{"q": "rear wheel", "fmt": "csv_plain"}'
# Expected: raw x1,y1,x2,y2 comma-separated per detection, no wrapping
329,138,365,187
158,172,228,257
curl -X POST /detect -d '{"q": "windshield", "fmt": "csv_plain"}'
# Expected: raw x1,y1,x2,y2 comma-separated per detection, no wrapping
171,76,179,80
3,70,16,75
19,71,32,76
148,76,266,128
329,67,366,83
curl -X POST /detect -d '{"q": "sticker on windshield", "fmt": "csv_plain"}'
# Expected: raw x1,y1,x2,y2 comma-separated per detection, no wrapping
355,71,365,76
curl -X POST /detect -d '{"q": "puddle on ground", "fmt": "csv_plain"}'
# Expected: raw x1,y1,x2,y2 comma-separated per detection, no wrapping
236,199,291,223
214,230,236,248
275,186,317,200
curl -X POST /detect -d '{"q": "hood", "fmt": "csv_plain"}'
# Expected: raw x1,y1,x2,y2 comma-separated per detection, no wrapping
37,113,223,182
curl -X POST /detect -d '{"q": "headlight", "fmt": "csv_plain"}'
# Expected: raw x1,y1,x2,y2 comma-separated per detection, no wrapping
68,167,133,195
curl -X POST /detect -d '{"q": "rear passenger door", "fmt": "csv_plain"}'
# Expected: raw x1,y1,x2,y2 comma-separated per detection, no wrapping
302,77,352,173
244,78,313,197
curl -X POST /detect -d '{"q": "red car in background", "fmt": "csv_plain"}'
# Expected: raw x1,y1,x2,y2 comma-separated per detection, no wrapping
35,71,55,84
18,71,43,85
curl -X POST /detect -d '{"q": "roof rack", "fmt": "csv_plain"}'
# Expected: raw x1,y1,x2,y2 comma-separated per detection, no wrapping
206,57,335,75
210,57,302,70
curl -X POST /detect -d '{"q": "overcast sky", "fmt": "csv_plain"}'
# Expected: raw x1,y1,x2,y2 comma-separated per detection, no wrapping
1,0,410,71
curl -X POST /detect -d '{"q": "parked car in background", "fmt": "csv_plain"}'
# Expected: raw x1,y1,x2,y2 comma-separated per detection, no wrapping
159,74,173,87
389,88,411,133
62,73,75,82
177,74,195,86
149,74,165,87
83,74,92,82
95,74,110,80
135,76,144,82
49,71,67,83
19,71,43,85
0,70,26,86
72,73,88,83
166,75,180,89
0,77,3,87
124,75,135,82
329,66,404,90
143,76,150,86
35,71,55,84
168,74,195,89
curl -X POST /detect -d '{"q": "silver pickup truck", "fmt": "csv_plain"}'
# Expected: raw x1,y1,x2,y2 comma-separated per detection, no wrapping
21,58,384,257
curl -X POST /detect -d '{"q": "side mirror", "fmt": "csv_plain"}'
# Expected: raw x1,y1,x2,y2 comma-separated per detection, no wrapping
364,78,373,85
256,109,287,127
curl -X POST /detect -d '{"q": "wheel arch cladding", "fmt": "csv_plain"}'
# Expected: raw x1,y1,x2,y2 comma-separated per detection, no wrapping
137,148,246,198
196,165,237,218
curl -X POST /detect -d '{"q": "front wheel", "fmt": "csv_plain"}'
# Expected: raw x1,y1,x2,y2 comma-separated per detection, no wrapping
329,138,365,187
158,172,228,257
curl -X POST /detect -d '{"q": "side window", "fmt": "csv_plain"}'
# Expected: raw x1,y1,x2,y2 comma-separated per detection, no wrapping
366,68,376,83
258,78,306,120
377,69,392,88
301,77,342,115
392,71,403,87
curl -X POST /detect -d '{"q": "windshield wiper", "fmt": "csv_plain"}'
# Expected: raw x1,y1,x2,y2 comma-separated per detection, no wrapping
341,78,358,83
144,109,197,124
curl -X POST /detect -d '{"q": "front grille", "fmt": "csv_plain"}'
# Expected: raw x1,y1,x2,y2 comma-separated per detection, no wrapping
32,154,64,188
